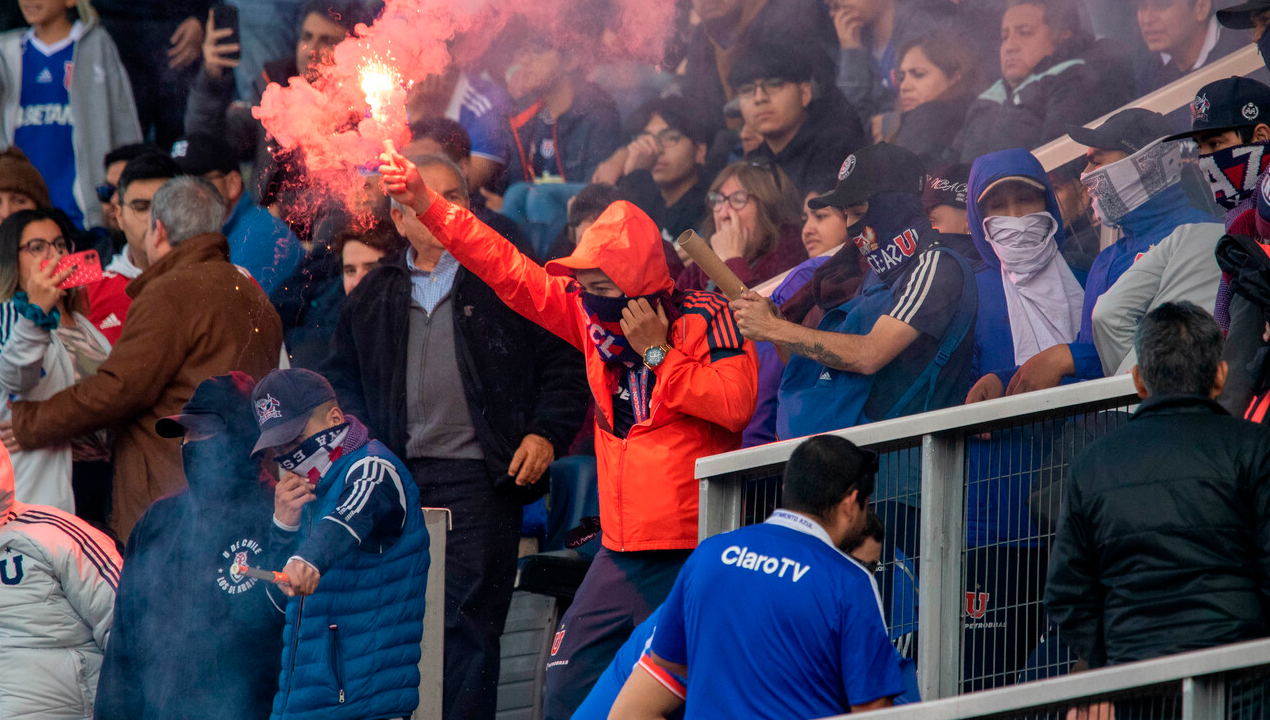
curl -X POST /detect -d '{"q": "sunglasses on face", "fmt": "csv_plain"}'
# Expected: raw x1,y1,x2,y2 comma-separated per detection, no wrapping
95,183,116,204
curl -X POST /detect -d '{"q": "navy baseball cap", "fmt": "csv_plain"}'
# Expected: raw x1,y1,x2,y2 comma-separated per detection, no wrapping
250,369,337,456
171,134,237,176
1067,108,1173,155
1163,77,1270,142
808,143,925,210
1217,1,1270,29
156,372,257,439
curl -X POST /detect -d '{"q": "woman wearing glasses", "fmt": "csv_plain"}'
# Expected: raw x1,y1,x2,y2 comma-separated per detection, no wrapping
677,160,807,292
0,209,110,517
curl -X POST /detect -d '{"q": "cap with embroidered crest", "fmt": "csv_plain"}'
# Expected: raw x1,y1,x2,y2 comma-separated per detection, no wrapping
1163,77,1270,143
807,143,925,210
249,369,337,456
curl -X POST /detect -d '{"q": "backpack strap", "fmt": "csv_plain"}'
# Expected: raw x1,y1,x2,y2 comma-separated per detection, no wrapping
881,247,977,421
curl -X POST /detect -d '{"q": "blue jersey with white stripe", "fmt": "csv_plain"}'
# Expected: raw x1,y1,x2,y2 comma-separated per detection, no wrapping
651,513,906,719
14,30,80,228
446,73,511,165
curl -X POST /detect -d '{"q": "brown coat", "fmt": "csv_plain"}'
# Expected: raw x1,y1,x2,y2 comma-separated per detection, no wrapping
11,234,283,539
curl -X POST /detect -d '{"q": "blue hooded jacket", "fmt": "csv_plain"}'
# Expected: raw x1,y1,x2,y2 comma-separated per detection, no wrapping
966,149,1081,548
966,149,1076,382
973,150,1210,384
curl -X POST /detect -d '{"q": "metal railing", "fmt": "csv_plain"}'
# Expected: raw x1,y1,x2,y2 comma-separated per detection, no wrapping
697,374,1142,701
827,637,1270,720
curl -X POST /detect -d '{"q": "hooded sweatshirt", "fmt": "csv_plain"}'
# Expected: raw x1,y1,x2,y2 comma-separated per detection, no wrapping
0,443,121,719
418,198,757,552
94,382,284,720
966,149,1086,381
979,166,1213,385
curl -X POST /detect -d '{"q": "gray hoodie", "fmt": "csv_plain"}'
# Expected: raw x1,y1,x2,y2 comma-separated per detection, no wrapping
0,22,142,228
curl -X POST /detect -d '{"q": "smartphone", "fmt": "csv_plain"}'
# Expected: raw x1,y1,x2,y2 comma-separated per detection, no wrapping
48,250,104,289
212,4,241,62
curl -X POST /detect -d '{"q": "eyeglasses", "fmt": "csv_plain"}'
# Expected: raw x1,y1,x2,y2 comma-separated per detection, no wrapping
95,183,116,204
123,199,151,214
19,237,71,256
735,78,789,100
639,129,687,145
707,189,752,211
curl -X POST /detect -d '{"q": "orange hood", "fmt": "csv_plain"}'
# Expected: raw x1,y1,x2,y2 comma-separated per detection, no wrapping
545,200,675,297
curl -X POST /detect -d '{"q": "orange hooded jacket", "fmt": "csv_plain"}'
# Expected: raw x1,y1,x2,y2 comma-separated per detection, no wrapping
419,198,758,552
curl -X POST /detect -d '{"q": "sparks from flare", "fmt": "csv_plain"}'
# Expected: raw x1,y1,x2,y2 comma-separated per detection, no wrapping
360,60,400,121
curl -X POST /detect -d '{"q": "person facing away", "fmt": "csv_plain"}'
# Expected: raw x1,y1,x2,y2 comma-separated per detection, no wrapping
1046,302,1270,667
609,434,905,720
94,372,284,720
378,145,758,720
0,441,120,720
253,368,430,720
2,175,283,540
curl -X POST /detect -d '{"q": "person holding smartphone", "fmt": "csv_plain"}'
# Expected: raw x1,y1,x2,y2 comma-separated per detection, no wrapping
0,209,112,520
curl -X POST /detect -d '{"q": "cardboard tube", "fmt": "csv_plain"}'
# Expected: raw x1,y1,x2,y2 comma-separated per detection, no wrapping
675,230,749,300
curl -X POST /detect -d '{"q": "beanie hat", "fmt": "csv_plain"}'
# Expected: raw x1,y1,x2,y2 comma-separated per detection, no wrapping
0,147,51,209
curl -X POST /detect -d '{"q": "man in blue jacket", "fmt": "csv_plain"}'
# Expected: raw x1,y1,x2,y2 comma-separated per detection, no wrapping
970,108,1215,399
253,368,430,720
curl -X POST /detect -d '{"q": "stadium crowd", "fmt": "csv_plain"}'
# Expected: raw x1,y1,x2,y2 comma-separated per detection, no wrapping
6,0,1270,717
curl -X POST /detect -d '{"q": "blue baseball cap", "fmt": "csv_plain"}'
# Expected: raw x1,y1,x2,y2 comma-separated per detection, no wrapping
250,369,336,456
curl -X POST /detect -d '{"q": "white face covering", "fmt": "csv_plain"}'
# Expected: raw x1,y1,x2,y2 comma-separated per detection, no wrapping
983,211,1085,365
1079,138,1183,227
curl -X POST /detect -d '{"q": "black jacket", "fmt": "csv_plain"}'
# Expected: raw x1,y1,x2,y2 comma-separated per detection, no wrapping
502,81,622,186
95,434,282,720
957,37,1134,162
893,96,971,166
748,98,865,196
1045,395,1270,667
321,250,590,480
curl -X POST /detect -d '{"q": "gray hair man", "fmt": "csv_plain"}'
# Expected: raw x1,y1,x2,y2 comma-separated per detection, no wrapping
1046,302,1270,671
146,175,226,265
1,172,284,539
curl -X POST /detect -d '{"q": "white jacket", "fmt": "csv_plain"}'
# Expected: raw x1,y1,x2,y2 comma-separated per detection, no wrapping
1091,221,1225,376
0,303,111,512
0,444,121,719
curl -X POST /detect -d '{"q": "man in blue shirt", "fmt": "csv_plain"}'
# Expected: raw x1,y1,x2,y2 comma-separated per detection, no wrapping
611,434,905,720
170,133,303,296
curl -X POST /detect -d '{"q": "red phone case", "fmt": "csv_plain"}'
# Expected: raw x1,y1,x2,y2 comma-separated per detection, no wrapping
49,250,104,289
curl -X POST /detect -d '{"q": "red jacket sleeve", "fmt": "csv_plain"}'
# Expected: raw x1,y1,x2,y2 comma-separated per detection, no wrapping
654,344,758,433
418,198,584,350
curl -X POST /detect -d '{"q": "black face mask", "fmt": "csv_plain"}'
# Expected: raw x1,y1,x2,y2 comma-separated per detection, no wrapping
182,434,249,503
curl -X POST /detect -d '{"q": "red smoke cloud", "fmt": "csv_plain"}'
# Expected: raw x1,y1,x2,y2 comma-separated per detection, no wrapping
252,0,676,227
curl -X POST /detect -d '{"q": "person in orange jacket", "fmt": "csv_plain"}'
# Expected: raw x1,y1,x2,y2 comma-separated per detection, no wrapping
380,147,758,719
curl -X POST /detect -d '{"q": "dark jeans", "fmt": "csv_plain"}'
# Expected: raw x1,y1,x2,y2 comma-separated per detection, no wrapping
543,546,690,720
100,17,198,148
409,458,521,720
